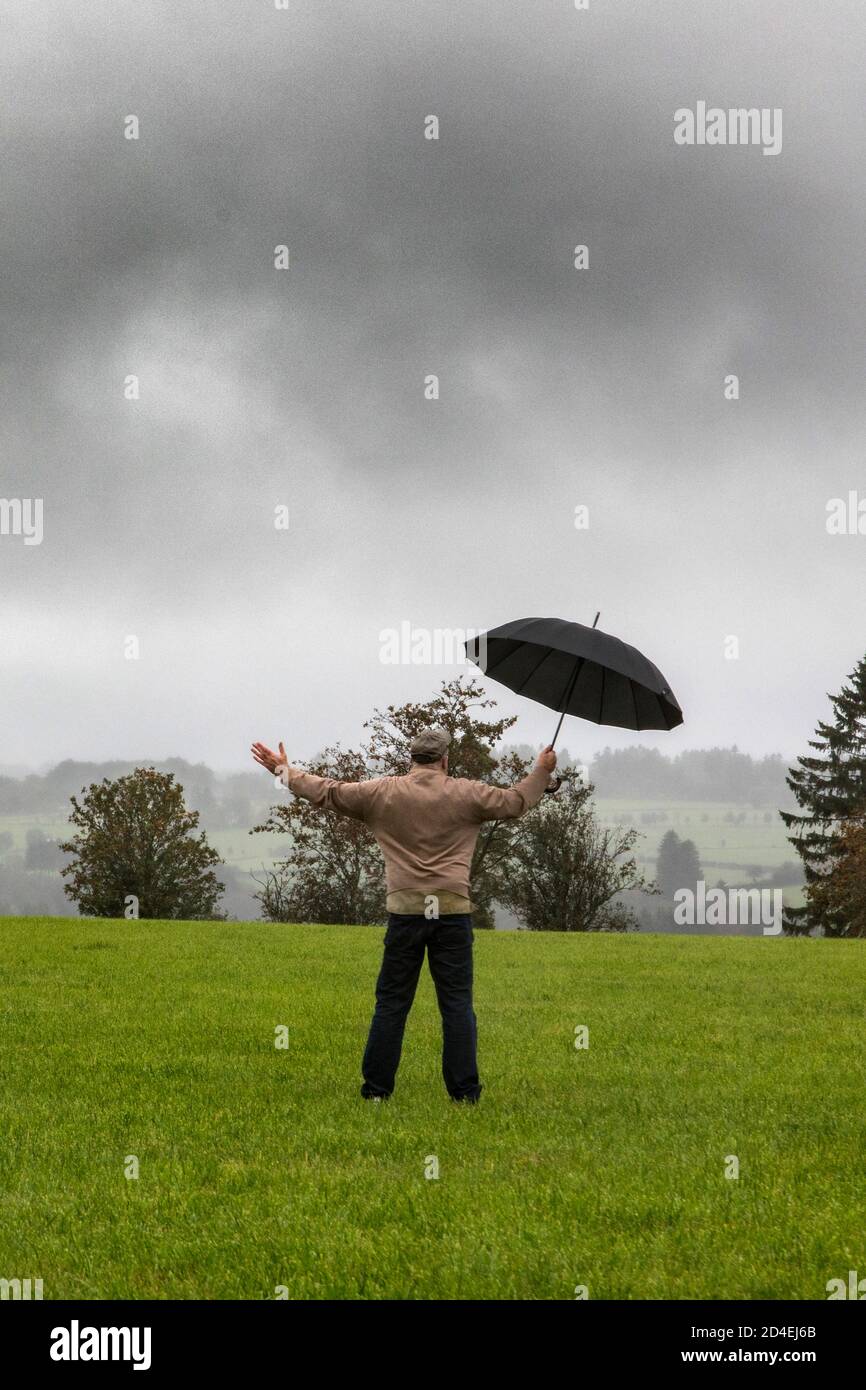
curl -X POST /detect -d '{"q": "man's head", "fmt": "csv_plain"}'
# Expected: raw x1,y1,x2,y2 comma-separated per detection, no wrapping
409,726,451,771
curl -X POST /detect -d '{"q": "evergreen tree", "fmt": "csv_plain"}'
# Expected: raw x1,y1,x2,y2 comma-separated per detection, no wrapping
806,820,866,938
656,829,703,899
677,836,703,889
780,655,866,935
656,830,682,897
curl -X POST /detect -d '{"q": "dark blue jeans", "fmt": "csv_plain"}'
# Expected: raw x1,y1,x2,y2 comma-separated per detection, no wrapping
361,914,482,1101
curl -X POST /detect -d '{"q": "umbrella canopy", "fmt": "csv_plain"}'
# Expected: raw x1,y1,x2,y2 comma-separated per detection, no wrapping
465,616,683,738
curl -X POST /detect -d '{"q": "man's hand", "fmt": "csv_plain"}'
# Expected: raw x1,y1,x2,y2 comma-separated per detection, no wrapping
537,744,557,773
251,741,288,776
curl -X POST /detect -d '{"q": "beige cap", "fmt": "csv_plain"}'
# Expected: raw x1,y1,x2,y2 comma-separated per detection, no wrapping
410,726,451,759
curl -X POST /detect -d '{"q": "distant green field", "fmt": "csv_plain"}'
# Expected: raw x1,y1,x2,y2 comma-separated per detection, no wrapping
594,799,797,872
0,918,862,1299
0,814,284,872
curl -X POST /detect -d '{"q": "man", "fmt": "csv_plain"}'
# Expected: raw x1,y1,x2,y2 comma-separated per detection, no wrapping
251,728,556,1102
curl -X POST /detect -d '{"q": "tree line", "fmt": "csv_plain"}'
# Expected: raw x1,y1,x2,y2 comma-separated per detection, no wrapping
586,746,793,804
8,655,866,936
0,744,795,818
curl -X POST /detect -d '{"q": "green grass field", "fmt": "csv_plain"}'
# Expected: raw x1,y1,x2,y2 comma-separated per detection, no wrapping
1,918,862,1300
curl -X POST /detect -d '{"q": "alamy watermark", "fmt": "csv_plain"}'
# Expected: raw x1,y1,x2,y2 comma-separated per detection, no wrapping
674,882,783,935
50,1322,152,1370
1,1276,43,1299
379,623,487,668
826,491,866,535
0,497,43,545
827,1269,866,1299
674,103,782,157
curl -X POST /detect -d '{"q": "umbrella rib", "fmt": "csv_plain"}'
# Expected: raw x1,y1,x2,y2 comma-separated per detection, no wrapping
630,678,640,731
478,639,534,682
558,655,587,714
513,644,555,695
479,644,509,679
598,662,606,724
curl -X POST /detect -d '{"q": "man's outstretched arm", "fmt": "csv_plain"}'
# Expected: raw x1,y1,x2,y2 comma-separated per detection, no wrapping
469,745,556,822
251,740,373,821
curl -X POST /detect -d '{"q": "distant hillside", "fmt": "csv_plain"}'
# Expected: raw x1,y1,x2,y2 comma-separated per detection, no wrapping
507,744,794,805
0,746,795,816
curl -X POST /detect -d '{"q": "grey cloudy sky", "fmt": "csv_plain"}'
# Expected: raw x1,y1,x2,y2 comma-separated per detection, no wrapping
2,0,864,772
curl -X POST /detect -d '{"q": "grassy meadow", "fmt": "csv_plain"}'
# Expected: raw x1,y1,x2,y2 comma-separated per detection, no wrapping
0,917,862,1299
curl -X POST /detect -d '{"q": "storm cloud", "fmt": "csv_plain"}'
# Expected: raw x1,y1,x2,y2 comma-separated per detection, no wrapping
2,0,864,769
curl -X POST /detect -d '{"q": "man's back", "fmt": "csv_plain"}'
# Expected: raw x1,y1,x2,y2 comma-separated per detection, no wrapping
281,759,550,899
364,765,503,898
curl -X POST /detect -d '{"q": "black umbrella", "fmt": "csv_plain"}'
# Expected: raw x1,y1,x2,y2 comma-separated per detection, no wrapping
465,614,683,747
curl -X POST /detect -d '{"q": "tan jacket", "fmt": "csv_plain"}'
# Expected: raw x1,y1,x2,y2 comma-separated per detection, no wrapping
281,761,550,899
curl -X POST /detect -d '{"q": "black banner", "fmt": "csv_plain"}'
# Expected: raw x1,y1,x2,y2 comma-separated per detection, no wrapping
3,1299,861,1374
